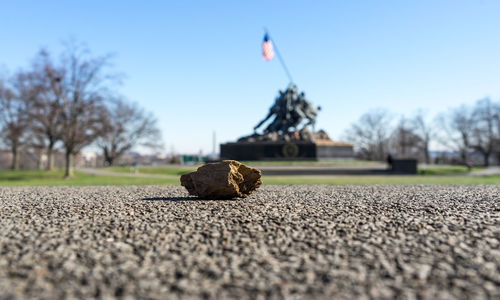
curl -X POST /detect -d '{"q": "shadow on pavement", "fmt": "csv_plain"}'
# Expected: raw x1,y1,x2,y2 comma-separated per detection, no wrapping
142,196,239,202
142,197,198,201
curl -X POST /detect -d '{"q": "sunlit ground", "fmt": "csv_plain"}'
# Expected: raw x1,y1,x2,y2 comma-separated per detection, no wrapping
0,166,498,186
0,170,174,186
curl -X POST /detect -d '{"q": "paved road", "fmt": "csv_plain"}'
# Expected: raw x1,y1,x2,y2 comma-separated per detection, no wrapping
79,168,173,178
79,165,391,177
469,167,500,177
0,185,498,299
79,165,500,178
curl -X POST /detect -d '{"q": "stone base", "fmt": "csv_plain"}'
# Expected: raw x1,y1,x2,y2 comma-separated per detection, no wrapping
220,141,354,161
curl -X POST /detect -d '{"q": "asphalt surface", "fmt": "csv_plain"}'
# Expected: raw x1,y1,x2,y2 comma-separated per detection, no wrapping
0,185,499,299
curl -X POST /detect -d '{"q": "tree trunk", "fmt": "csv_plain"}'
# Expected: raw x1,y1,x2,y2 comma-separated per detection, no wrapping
377,142,384,161
37,148,44,169
64,150,73,178
424,145,430,164
103,147,114,166
483,152,490,167
11,145,20,170
47,144,55,171
106,156,114,166
460,150,467,165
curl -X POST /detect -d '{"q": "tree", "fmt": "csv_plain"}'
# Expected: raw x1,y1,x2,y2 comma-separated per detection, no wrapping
410,110,434,164
390,116,423,158
0,74,34,169
47,43,113,177
344,109,393,160
28,50,65,170
470,98,500,166
436,105,475,164
97,100,162,166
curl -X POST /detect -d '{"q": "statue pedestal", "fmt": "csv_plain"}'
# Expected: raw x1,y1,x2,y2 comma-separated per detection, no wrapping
220,141,353,161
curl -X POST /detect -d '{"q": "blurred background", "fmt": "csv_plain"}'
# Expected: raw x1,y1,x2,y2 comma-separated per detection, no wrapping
1,0,500,184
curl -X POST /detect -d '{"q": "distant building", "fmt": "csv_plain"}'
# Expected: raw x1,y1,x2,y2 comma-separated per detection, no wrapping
0,150,11,169
180,154,211,165
430,149,499,166
108,152,168,166
75,152,100,168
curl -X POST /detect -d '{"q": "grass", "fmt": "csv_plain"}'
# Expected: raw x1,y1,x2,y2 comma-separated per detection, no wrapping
0,167,499,186
418,166,482,175
105,161,381,175
0,169,178,186
263,175,500,185
108,165,483,177
107,166,195,176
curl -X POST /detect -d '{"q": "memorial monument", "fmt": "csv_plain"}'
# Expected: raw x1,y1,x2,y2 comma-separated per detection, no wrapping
220,30,353,160
220,83,354,161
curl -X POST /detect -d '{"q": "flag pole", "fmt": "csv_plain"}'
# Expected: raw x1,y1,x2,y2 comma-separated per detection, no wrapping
264,28,294,83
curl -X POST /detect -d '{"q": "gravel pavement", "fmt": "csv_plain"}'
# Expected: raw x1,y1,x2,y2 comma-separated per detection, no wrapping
0,185,499,299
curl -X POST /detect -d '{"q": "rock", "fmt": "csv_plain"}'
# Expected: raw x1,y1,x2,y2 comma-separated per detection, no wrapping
180,160,262,199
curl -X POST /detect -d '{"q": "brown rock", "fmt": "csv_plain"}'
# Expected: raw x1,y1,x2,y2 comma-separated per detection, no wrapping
180,160,262,199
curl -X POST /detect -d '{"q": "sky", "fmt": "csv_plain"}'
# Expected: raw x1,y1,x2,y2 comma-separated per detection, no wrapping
1,0,500,154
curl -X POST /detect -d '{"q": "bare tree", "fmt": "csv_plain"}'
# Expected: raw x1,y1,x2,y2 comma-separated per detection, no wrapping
344,109,393,161
0,74,34,169
390,116,423,158
28,50,65,170
410,110,434,164
436,105,475,164
47,43,114,177
97,100,162,166
26,132,47,169
470,98,500,166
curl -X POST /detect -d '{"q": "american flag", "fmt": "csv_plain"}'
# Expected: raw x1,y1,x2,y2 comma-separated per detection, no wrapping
262,33,274,61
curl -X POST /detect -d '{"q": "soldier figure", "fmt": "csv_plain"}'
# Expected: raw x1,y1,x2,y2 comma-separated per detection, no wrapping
253,90,285,133
297,92,321,128
254,84,320,135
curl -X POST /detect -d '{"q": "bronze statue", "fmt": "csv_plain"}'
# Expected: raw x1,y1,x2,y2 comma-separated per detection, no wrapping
254,84,320,134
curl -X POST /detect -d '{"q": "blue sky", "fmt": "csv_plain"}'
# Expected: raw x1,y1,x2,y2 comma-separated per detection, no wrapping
1,1,500,154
